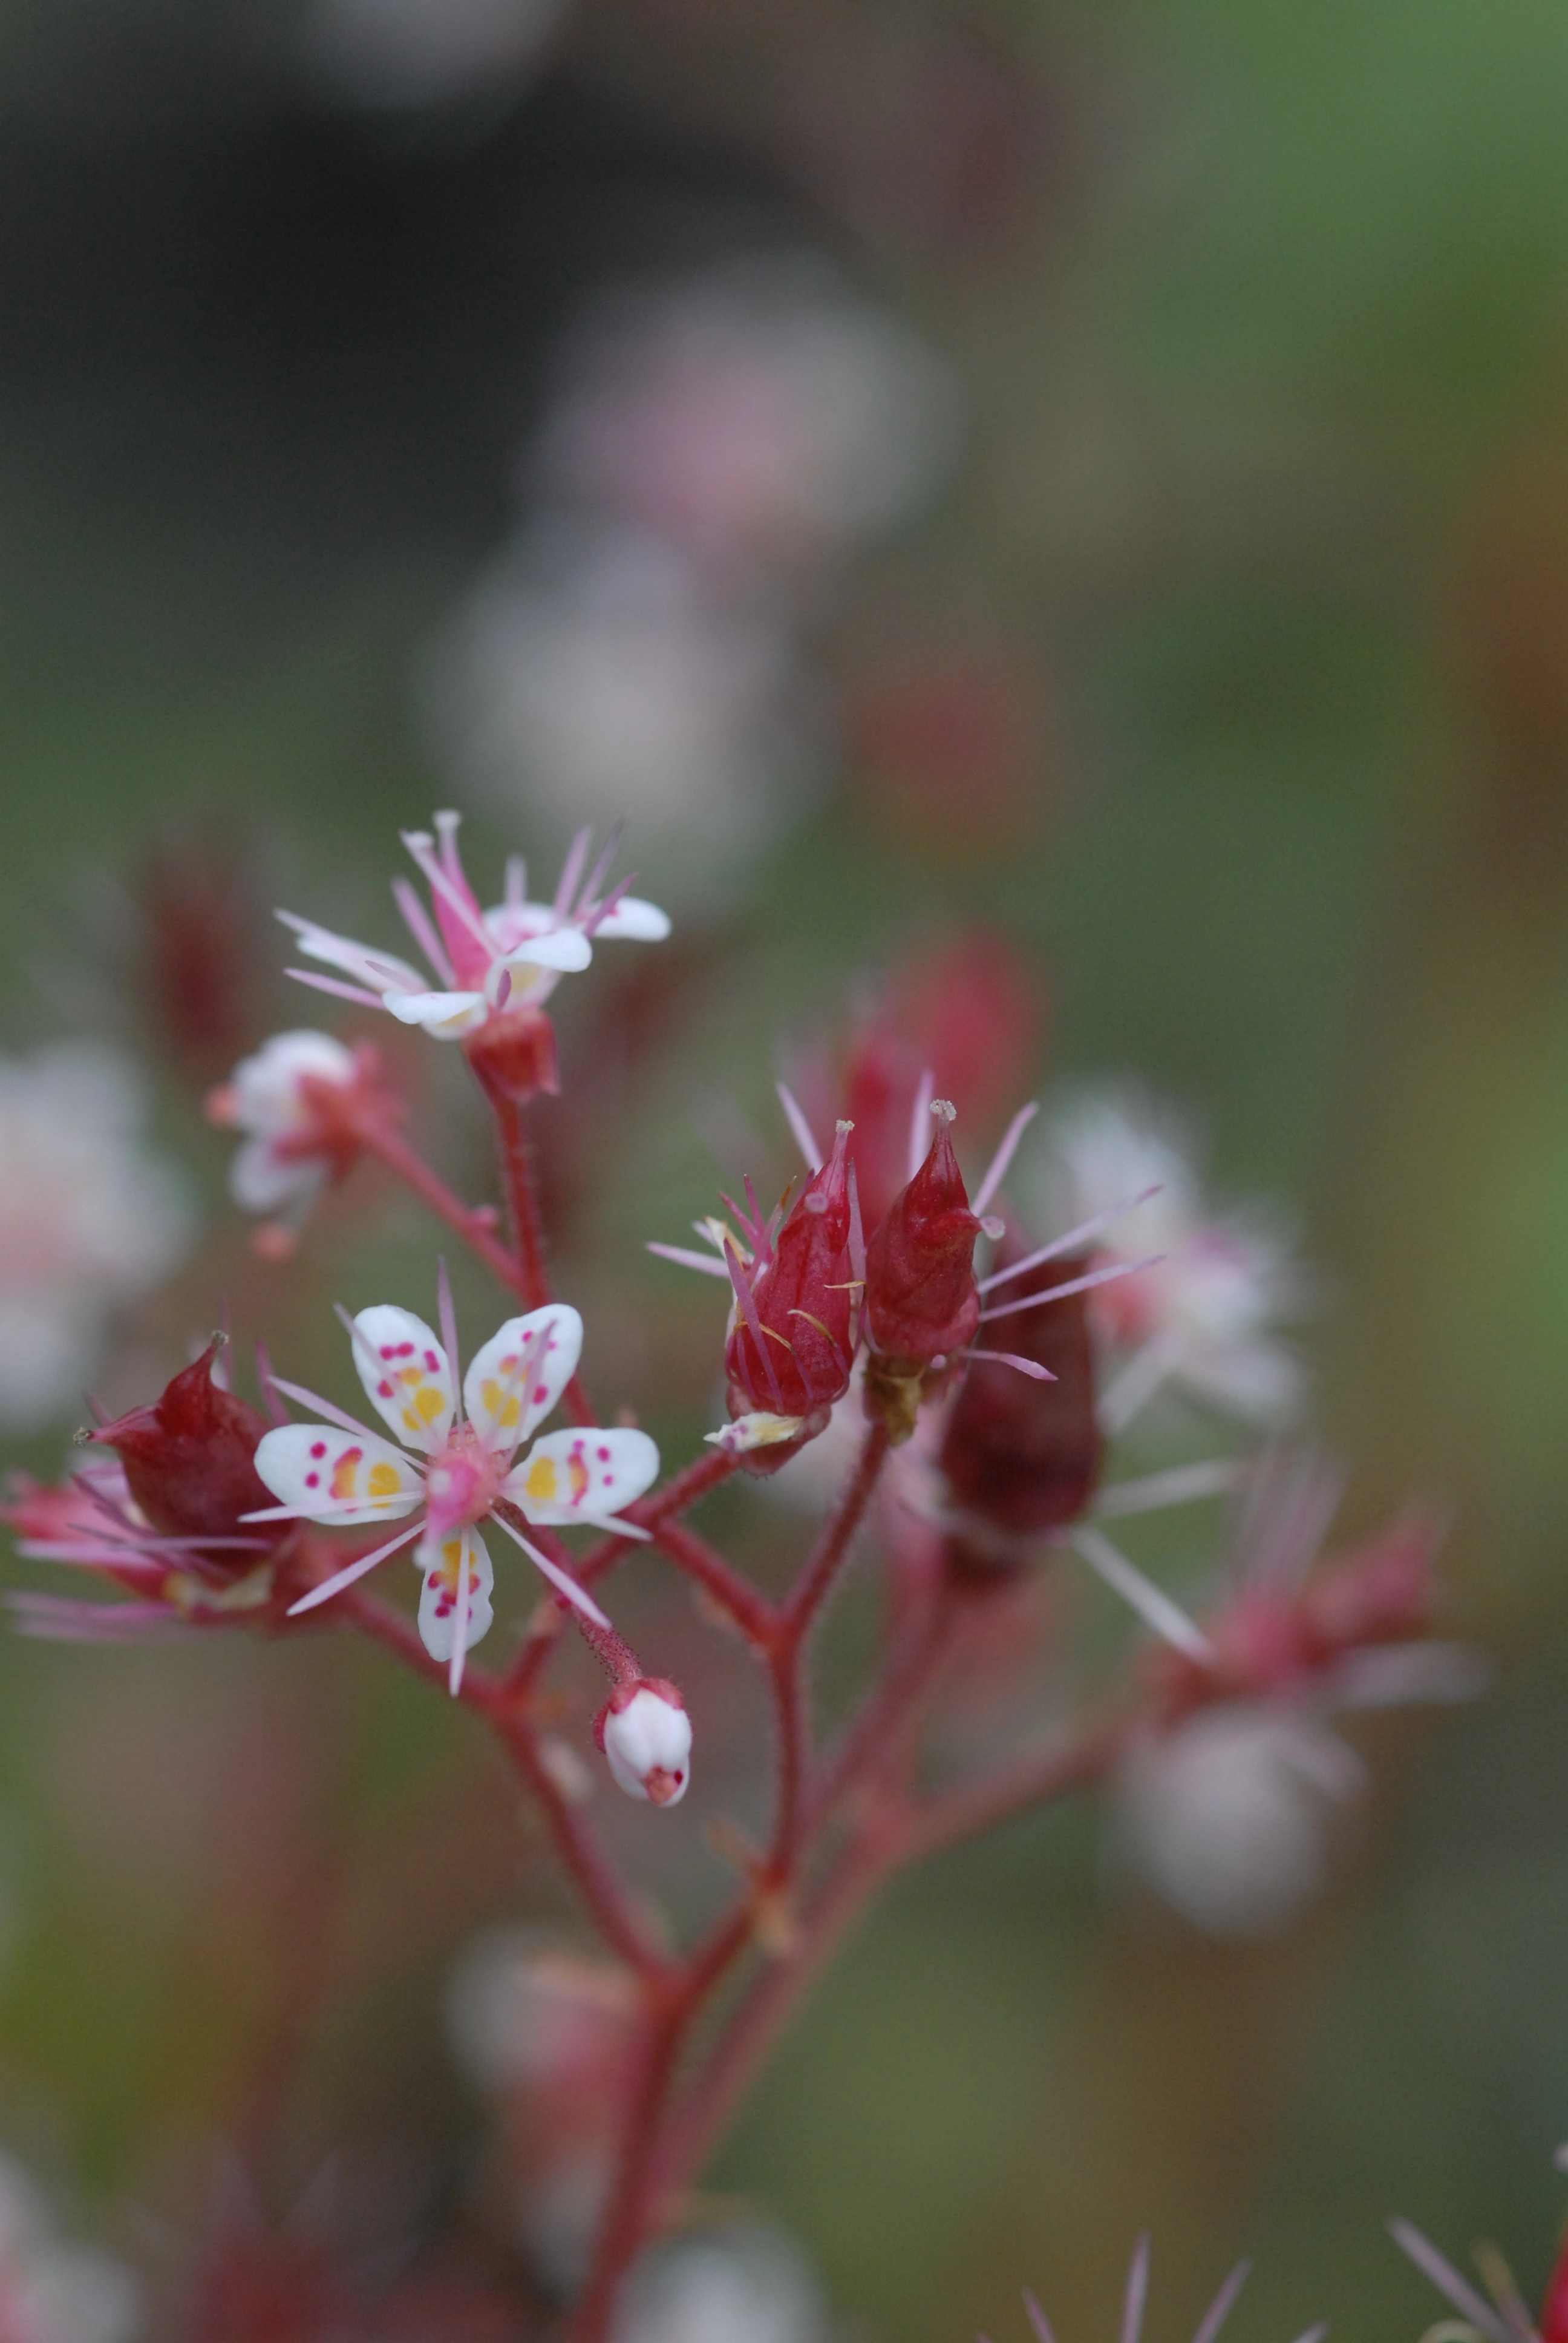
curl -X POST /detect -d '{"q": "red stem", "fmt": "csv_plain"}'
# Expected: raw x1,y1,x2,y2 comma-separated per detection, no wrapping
468,1069,595,1426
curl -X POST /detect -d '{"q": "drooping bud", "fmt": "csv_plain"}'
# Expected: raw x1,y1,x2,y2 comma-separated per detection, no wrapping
595,1679,691,1806
724,1124,856,1428
207,1029,370,1225
88,1337,275,1552
939,1246,1103,1552
861,1101,982,1441
462,1000,560,1103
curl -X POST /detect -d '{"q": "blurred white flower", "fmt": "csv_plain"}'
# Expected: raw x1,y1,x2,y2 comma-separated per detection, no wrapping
1113,1702,1364,1939
0,1045,190,1430
209,1029,359,1219
1037,1087,1310,1430
427,525,821,886
302,0,568,108
612,2225,828,2343
0,2152,139,2343
534,256,959,570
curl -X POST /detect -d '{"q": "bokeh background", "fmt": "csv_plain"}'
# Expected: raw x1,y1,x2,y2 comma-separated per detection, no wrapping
4,0,1568,2333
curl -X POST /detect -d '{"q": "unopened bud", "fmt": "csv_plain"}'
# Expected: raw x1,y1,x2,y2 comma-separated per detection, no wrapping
88,1336,275,1548
724,1126,855,1422
463,1000,560,1103
863,1106,982,1377
595,1679,691,1806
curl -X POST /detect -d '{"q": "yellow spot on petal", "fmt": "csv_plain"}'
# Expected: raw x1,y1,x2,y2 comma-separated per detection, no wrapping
367,1461,402,1498
414,1384,445,1424
525,1456,558,1502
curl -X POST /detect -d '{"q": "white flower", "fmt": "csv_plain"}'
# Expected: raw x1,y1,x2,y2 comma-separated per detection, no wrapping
0,2152,139,2343
279,808,668,1041
210,1029,358,1217
612,2225,828,2343
598,1683,691,1806
1039,1087,1310,1429
249,1283,659,1691
427,525,817,888
0,1044,191,1430
534,256,958,569
1114,1702,1365,1939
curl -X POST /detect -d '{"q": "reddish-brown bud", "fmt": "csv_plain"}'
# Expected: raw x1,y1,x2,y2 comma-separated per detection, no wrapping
725,1127,857,1421
939,1247,1103,1539
463,1001,560,1104
1543,2235,1568,2343
864,1106,982,1366
88,1336,274,1551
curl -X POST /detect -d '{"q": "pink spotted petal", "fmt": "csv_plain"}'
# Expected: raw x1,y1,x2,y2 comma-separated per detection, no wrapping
416,1524,494,1673
348,1306,455,1452
463,1306,583,1453
503,1426,659,1526
252,1423,424,1525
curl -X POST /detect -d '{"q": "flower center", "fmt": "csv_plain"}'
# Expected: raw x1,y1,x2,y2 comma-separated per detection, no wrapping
423,1427,506,1533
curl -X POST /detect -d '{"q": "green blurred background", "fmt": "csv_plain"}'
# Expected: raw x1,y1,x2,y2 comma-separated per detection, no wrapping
4,0,1568,2333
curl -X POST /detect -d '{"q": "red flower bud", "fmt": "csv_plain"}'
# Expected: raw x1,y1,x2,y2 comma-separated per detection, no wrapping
864,1104,982,1366
463,1001,560,1104
87,1336,274,1551
725,1126,857,1422
939,1247,1103,1539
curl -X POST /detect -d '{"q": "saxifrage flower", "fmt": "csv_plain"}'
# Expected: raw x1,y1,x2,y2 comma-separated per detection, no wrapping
247,1276,658,1691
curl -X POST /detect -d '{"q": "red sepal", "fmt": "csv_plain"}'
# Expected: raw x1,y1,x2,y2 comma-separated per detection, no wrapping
863,1114,982,1367
939,1247,1102,1537
725,1130,855,1419
88,1336,274,1548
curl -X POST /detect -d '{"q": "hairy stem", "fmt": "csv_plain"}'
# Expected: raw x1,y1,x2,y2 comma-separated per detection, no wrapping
353,1116,529,1300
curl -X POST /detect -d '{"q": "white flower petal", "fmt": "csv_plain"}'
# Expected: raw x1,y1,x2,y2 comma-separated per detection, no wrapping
253,1423,423,1522
500,927,593,975
350,1305,456,1449
593,893,671,940
505,1425,659,1524
278,913,425,995
382,987,488,1034
463,1304,583,1451
229,1138,322,1215
417,1524,495,1660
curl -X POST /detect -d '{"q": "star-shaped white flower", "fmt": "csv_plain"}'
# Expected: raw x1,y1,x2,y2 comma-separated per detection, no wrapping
247,1275,659,1691
277,809,670,1040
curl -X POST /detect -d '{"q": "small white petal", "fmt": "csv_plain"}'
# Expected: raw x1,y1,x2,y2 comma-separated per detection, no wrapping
602,1685,691,1804
253,1423,423,1523
505,1426,659,1523
705,1410,805,1454
278,913,425,996
229,1138,324,1215
417,1524,495,1661
463,1305,583,1450
592,894,671,941
382,987,488,1035
500,927,593,974
350,1305,455,1450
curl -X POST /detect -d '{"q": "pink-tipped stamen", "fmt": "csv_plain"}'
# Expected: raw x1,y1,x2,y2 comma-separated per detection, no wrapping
434,1260,464,1426
488,1510,611,1625
978,1186,1163,1294
1387,2223,1516,2343
553,827,593,919
646,1242,732,1278
1190,2263,1250,2343
286,969,386,1010
907,1067,935,1184
723,1237,786,1411
287,1521,427,1616
267,1372,395,1449
961,1348,1057,1381
449,1527,474,1696
1072,1526,1214,1663
392,876,457,986
776,1081,823,1173
978,1254,1164,1327
1022,2291,1058,2343
1120,2236,1152,2343
971,1100,1040,1216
